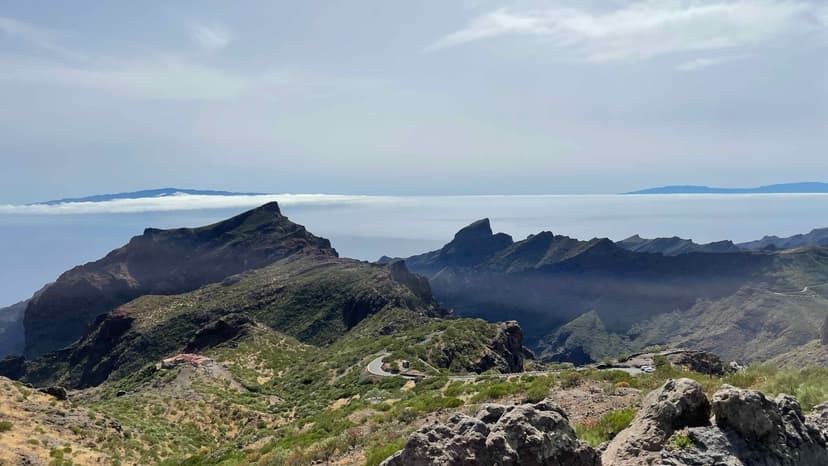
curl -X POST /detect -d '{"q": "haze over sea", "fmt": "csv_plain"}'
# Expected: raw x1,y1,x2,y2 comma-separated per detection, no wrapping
2,193,827,306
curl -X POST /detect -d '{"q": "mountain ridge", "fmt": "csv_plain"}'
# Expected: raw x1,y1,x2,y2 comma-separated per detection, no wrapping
392,218,828,364
627,182,828,194
34,187,266,205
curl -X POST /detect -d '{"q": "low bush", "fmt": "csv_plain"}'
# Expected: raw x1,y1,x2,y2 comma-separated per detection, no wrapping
364,438,406,466
574,408,637,447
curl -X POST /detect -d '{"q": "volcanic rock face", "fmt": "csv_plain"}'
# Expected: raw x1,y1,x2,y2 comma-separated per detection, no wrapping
602,378,712,466
381,399,600,466
602,379,828,466
23,202,336,357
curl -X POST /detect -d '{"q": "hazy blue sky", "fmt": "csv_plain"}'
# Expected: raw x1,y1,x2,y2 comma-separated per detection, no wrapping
1,0,826,202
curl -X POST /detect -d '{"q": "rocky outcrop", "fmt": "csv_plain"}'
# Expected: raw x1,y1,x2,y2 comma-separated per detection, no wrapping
184,314,257,353
602,378,711,465
821,314,827,346
23,202,337,357
662,386,828,465
477,321,530,373
38,386,68,401
603,378,828,465
807,403,828,434
665,350,728,376
433,320,531,374
381,399,600,466
386,260,434,303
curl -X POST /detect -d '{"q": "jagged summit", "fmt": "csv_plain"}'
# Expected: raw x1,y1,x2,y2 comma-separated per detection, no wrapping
23,202,336,357
441,218,514,266
400,219,513,272
453,218,494,240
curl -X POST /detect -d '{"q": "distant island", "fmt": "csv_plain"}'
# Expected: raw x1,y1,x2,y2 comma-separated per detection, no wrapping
35,188,266,205
626,182,828,195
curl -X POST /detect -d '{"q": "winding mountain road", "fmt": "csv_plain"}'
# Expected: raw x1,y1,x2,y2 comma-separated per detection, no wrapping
366,353,396,377
365,353,639,381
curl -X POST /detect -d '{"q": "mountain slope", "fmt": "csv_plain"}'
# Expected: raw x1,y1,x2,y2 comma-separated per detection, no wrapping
0,300,26,356
7,206,528,390
13,253,446,388
395,219,828,364
23,202,336,357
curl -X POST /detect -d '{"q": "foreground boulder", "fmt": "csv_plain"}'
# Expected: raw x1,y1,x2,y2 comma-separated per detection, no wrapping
602,378,711,465
381,399,600,466
662,385,828,465
603,379,828,465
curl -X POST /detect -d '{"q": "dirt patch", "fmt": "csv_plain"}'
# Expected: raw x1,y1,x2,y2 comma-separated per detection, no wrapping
549,382,642,423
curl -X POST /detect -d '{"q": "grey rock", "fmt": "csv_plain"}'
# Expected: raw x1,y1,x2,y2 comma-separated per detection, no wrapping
603,378,711,465
713,385,781,439
38,386,67,401
662,385,828,465
476,403,511,424
806,402,828,436
381,399,599,466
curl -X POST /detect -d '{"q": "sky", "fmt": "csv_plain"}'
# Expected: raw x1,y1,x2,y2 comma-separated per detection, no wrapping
0,0,826,202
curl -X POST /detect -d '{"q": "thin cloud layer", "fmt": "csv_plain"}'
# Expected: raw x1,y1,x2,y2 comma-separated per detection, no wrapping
0,15,87,61
429,1,827,65
0,194,396,215
190,21,231,52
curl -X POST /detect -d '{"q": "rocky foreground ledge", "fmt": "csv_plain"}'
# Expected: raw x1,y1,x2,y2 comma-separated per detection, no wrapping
381,378,828,466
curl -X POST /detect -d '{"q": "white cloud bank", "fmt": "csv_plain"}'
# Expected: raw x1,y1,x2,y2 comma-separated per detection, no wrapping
428,0,828,64
0,194,399,215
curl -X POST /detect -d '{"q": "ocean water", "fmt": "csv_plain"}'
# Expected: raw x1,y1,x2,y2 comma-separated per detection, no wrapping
2,193,828,306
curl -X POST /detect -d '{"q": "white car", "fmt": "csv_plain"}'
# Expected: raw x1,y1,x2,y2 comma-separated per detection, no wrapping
640,365,656,373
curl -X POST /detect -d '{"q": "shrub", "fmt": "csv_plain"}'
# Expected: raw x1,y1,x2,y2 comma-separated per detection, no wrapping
0,420,12,432
668,430,693,450
525,385,548,403
470,382,522,402
574,408,637,446
364,438,406,466
560,371,583,389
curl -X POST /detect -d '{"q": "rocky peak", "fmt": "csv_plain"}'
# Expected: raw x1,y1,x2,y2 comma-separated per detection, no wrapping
453,218,494,241
438,218,513,267
23,202,337,357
